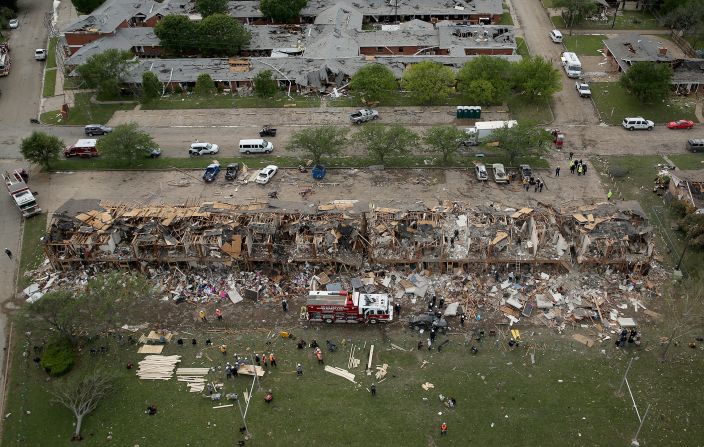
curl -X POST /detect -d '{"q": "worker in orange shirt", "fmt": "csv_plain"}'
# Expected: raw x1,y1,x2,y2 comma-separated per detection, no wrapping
440,422,447,435
314,347,323,364
215,308,222,321
269,352,277,368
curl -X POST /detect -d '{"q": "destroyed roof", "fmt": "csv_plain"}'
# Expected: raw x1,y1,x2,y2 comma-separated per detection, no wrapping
303,27,360,59
118,54,521,87
670,169,704,184
437,25,515,55
353,28,439,48
63,0,165,33
227,1,263,18
604,34,672,72
67,27,159,66
313,3,363,30
303,0,503,17
671,59,704,85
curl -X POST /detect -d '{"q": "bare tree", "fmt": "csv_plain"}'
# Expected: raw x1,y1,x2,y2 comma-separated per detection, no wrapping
660,278,704,362
51,370,113,440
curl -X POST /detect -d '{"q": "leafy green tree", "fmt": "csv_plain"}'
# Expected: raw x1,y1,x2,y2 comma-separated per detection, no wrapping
260,0,308,23
620,62,673,102
462,79,497,106
253,70,278,97
490,122,552,166
194,73,216,96
52,370,113,441
349,64,398,103
662,0,704,41
155,15,199,55
513,56,560,100
75,49,133,98
198,13,251,56
457,56,514,104
141,71,162,101
423,126,466,163
554,0,597,33
195,0,227,17
20,131,64,170
29,290,79,342
96,123,159,167
70,0,105,15
356,124,417,164
401,61,456,105
287,126,348,165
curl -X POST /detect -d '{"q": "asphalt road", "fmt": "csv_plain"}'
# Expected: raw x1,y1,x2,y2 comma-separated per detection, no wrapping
0,0,51,412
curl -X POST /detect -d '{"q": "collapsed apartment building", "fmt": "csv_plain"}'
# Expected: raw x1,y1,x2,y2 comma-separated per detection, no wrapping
43,200,654,274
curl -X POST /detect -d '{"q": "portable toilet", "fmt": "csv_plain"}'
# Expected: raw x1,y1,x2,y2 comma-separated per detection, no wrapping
456,106,462,118
469,106,478,118
475,106,482,119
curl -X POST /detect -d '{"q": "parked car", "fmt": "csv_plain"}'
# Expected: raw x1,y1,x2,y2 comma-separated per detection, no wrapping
349,109,379,124
475,163,488,181
259,125,277,137
203,162,221,183
493,163,509,184
84,124,113,136
519,164,532,181
147,147,161,158
34,49,47,61
8,19,18,29
549,29,563,43
256,165,278,184
686,139,704,153
408,313,448,332
64,139,98,158
622,117,654,131
189,142,219,156
225,163,240,181
575,81,591,98
666,119,694,130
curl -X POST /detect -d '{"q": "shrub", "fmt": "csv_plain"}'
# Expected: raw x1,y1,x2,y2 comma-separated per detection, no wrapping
41,338,76,377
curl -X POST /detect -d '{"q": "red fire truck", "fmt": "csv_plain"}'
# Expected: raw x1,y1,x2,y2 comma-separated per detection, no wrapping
306,290,393,324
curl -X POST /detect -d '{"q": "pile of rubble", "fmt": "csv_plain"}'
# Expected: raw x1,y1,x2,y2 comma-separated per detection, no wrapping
42,199,654,273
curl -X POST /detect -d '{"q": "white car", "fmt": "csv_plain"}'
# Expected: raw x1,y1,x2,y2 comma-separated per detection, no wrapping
549,29,562,43
492,163,509,184
256,165,278,184
189,142,219,156
475,163,488,181
575,81,591,98
35,49,47,61
8,19,18,29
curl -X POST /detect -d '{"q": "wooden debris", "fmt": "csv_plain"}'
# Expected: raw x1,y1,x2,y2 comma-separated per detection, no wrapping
213,404,234,409
572,334,595,348
366,344,374,375
237,364,265,377
324,365,356,383
390,343,407,352
375,363,388,380
137,355,181,380
176,367,210,393
137,345,164,354
421,382,434,391
420,360,429,369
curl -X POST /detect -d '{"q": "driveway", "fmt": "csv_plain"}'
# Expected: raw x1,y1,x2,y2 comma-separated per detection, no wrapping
508,0,599,125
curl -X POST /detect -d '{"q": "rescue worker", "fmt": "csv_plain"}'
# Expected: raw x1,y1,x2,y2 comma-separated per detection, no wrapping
265,390,273,404
296,363,303,376
440,422,447,435
215,308,223,321
220,344,227,356
315,347,324,364
262,354,268,369
370,383,376,397
460,314,466,326
269,352,277,368
199,310,207,322
281,298,288,312
607,190,613,201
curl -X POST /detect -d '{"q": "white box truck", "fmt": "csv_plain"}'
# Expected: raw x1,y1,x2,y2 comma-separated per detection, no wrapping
561,52,582,78
461,120,518,146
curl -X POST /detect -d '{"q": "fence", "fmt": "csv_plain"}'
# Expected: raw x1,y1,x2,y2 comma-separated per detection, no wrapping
670,30,697,57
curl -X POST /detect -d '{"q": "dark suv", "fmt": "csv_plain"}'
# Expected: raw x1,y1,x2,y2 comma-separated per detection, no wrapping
408,313,448,332
84,124,112,136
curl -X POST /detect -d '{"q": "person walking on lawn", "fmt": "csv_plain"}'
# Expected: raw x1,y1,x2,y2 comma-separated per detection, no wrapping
441,422,448,435
269,352,277,368
199,310,207,323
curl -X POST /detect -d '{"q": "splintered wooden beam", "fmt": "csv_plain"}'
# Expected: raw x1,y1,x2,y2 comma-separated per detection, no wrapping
367,344,374,371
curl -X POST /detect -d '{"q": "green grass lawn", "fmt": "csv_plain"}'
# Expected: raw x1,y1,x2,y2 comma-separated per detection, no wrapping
17,214,47,290
51,153,550,171
515,37,530,57
42,69,56,98
40,93,136,125
45,37,57,69
552,10,663,30
590,83,697,125
507,96,553,124
667,153,704,170
500,11,513,25
143,93,322,110
3,321,703,447
542,0,556,7
563,34,606,55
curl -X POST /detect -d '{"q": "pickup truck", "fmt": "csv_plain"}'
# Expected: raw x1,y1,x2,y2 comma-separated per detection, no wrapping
203,162,221,183
349,109,379,124
575,81,591,98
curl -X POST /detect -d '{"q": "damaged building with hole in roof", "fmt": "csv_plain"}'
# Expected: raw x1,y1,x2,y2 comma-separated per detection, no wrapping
61,0,516,94
42,200,653,275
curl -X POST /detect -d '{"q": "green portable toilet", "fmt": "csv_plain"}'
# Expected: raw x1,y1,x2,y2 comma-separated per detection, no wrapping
476,106,482,119
463,106,470,118
468,106,477,118
456,106,462,118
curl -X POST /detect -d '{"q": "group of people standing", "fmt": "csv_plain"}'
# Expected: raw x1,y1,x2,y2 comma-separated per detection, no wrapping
568,153,588,176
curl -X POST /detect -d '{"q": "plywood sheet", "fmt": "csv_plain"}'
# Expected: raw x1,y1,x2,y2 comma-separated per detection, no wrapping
138,345,165,354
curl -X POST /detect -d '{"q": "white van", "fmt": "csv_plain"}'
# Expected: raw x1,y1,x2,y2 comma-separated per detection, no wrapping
561,52,582,78
549,29,563,43
239,139,273,154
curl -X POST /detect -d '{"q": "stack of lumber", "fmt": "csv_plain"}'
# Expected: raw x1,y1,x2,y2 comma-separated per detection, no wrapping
137,355,181,380
324,365,356,383
237,364,265,377
176,367,210,393
347,345,360,369
137,345,164,354
375,363,388,380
